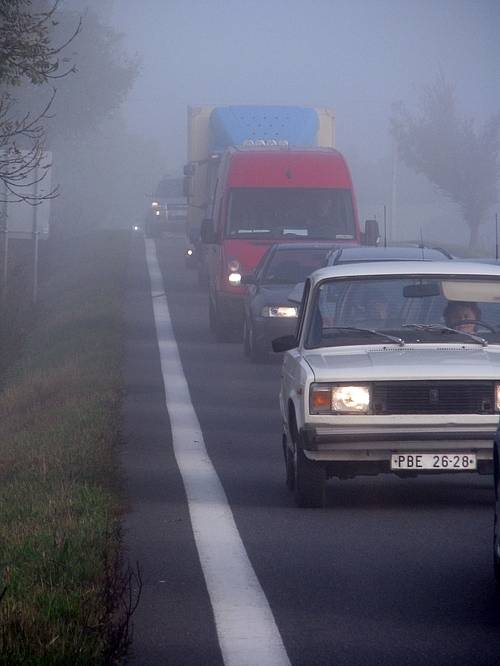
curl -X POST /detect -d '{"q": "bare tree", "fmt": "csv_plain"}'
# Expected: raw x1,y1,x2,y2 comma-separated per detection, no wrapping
0,0,80,204
391,73,500,248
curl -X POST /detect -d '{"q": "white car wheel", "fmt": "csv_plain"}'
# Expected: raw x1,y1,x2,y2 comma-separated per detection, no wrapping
292,431,326,508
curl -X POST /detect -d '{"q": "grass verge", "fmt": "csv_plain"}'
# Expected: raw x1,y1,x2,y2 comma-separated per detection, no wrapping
0,230,135,664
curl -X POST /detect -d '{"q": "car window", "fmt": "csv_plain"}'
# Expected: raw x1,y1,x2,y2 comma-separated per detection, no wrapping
305,275,500,348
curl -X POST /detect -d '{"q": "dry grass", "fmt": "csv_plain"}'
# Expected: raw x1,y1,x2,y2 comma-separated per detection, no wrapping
0,230,134,664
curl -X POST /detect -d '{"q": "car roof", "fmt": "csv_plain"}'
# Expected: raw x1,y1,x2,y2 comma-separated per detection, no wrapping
309,260,500,286
462,257,500,265
328,245,452,263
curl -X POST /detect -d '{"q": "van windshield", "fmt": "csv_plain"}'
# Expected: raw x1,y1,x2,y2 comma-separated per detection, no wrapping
226,188,356,240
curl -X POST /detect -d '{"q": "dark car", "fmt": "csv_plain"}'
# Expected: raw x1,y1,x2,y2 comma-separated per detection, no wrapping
495,425,500,584
327,244,453,265
241,242,338,361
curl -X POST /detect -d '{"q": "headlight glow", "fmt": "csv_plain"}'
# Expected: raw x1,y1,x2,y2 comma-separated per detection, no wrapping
228,259,240,272
261,305,298,318
332,385,370,413
155,210,160,216
186,249,193,256
152,201,159,207
310,384,371,414
496,384,500,412
228,272,241,285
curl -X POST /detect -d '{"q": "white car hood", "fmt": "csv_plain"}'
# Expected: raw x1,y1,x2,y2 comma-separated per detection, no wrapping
303,344,500,382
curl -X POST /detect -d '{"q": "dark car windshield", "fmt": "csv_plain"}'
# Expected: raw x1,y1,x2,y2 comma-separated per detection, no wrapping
226,188,356,240
261,248,333,284
305,275,500,348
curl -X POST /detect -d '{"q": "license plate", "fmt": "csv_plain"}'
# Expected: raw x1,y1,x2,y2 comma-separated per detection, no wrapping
390,453,477,471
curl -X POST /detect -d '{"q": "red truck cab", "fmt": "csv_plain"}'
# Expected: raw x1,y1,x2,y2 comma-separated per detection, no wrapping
201,146,378,340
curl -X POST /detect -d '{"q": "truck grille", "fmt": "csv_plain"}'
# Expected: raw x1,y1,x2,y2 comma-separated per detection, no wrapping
371,381,495,415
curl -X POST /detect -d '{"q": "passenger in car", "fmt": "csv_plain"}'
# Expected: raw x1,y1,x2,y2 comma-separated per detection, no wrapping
365,292,390,323
443,301,481,333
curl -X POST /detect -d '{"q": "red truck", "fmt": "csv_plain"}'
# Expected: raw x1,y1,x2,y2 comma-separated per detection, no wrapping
183,106,378,340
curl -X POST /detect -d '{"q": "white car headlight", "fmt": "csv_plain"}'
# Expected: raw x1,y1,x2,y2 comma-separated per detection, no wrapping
496,383,500,412
310,384,371,414
261,305,298,318
228,272,241,285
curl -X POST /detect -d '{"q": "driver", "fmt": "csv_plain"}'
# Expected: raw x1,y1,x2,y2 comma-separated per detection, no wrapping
358,289,389,325
443,301,481,334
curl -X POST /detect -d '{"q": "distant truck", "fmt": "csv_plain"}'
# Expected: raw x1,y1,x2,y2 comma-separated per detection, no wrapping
183,105,378,340
144,176,186,238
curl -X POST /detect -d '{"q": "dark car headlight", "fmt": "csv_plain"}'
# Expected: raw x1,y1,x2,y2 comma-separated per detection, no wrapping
260,305,298,318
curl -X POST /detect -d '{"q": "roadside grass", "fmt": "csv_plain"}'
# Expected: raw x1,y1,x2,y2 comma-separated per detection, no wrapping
0,231,135,664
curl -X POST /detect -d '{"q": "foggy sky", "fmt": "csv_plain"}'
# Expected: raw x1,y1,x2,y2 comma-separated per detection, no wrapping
108,0,500,174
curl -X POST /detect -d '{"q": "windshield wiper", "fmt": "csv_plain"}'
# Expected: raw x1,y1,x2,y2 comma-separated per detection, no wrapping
402,324,488,347
324,326,405,347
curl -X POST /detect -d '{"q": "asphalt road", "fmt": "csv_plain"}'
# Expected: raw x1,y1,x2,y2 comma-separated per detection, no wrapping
122,231,500,666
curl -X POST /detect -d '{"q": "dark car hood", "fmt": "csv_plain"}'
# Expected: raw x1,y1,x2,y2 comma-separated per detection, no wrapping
247,283,298,312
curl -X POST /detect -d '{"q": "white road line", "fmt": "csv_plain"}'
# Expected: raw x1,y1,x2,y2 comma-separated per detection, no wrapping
145,239,291,666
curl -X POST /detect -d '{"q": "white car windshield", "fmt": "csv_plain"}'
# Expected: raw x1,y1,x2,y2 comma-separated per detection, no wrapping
305,275,500,348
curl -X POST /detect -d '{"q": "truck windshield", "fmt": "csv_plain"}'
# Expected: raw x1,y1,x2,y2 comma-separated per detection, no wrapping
226,188,356,240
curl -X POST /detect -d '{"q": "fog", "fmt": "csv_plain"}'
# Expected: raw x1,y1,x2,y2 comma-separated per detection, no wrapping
62,0,499,249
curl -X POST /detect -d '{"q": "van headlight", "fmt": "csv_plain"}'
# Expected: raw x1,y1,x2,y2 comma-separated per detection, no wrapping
261,305,298,318
310,384,371,414
227,258,241,284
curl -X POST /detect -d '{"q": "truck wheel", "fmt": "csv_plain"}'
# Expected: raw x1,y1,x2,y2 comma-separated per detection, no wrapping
197,266,208,289
293,435,326,508
243,320,251,357
209,299,232,342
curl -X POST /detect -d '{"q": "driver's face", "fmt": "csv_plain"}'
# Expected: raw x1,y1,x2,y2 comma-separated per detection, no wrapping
449,306,476,333
367,301,388,320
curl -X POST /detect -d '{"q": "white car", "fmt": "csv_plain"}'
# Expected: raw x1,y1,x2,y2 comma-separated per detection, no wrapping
272,261,500,508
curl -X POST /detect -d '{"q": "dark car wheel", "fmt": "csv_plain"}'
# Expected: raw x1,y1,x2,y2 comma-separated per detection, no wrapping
248,322,267,362
291,427,325,508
